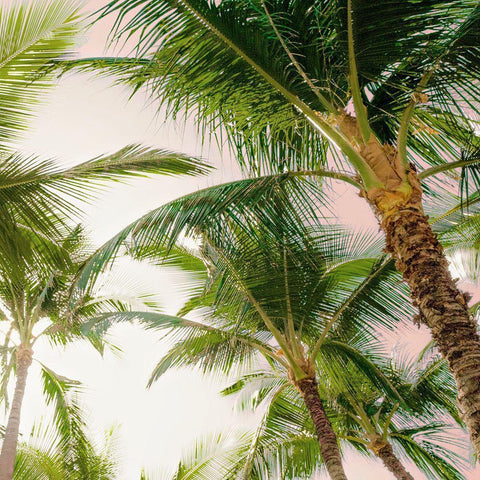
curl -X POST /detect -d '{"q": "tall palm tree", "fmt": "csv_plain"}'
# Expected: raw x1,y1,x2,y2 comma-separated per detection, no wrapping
0,224,133,479
155,352,468,480
72,0,480,452
325,354,466,480
84,188,419,480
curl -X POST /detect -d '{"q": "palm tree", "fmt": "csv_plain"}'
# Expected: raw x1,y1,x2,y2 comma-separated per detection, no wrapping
157,352,469,480
84,187,420,480
0,224,129,479
72,0,480,452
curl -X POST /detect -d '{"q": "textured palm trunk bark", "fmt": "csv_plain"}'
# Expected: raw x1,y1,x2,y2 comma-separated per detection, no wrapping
371,439,414,480
381,204,480,455
295,376,348,480
0,344,33,480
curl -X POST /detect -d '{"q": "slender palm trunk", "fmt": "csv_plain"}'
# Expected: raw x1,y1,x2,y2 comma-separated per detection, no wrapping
381,204,480,455
295,376,348,480
370,438,414,480
0,344,33,480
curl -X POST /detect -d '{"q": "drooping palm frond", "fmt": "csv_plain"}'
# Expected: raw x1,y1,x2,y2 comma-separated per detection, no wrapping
0,145,209,230
74,172,329,291
39,365,88,457
163,431,251,480
0,144,210,275
0,0,83,147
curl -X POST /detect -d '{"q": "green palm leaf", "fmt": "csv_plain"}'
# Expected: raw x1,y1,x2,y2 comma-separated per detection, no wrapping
0,0,82,147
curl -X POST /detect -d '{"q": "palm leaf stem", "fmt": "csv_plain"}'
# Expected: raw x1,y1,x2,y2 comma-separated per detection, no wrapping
341,435,368,445
31,274,55,323
419,157,480,180
289,170,361,189
382,404,400,437
89,310,289,368
282,245,302,360
397,69,435,167
50,55,151,73
347,396,376,436
469,301,479,314
429,195,479,228
347,0,372,142
0,355,15,412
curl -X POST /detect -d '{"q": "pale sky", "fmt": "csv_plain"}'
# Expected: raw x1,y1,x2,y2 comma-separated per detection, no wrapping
2,1,479,479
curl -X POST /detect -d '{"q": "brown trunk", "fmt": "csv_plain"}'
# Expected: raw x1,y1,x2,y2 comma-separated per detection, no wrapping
337,114,480,456
0,344,33,480
370,437,414,480
381,204,480,455
295,376,348,480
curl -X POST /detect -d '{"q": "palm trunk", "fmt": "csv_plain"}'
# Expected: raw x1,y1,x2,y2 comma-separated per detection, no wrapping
381,205,480,455
295,376,348,480
370,438,414,480
0,344,33,480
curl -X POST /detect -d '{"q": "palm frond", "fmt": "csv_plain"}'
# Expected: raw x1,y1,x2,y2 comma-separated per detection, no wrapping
75,173,325,291
0,0,83,147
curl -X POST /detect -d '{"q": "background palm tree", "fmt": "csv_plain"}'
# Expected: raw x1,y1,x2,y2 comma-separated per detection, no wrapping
68,0,480,452
154,351,469,480
0,224,130,479
324,353,466,480
0,2,214,476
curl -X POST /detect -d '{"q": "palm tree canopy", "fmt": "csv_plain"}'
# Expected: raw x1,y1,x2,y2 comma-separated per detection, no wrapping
86,0,479,185
82,187,414,387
